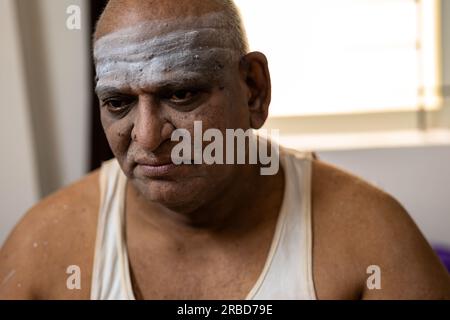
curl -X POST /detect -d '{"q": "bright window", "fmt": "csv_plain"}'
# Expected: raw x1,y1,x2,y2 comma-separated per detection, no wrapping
235,0,442,117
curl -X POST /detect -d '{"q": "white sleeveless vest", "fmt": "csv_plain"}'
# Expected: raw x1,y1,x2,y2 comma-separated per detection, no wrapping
90,147,317,300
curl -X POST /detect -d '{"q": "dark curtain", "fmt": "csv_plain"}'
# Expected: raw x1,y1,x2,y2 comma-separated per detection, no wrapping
89,0,113,170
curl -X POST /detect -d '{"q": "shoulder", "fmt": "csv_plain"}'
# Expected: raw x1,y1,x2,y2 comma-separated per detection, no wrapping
0,170,101,299
311,159,450,299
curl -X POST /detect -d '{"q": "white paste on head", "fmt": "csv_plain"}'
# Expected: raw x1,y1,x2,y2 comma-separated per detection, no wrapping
94,12,242,93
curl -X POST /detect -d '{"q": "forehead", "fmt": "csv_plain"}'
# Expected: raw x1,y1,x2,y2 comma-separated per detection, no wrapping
94,12,240,92
95,11,232,45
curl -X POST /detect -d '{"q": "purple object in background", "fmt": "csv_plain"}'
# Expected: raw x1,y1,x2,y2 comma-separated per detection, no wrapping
434,245,450,273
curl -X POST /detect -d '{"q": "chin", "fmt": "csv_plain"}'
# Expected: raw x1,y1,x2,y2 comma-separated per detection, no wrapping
135,177,212,213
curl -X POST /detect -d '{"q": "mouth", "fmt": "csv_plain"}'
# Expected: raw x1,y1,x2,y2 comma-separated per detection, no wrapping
134,159,177,178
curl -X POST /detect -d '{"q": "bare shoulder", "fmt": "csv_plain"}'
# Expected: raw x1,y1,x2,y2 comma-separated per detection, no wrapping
311,159,450,300
0,170,101,299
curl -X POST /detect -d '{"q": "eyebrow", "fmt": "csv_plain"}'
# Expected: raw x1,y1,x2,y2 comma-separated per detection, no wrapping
95,86,126,99
95,77,216,98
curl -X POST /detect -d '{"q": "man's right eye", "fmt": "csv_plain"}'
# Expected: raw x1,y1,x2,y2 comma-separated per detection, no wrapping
102,97,134,112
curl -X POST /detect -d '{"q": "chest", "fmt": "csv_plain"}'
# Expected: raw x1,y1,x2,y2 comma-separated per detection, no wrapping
125,226,275,300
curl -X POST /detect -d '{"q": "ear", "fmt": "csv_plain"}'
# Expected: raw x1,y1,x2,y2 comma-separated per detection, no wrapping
239,52,271,129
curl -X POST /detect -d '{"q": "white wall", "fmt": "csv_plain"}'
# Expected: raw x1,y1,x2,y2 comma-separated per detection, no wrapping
0,0,90,245
0,0,41,245
16,0,90,197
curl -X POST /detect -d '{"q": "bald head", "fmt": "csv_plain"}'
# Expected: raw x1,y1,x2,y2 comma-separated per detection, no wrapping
92,0,252,96
94,0,248,55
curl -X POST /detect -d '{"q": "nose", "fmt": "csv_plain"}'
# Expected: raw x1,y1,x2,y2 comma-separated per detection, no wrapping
131,96,174,152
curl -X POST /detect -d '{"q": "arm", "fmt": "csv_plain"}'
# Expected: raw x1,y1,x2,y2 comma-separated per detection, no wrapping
0,209,42,299
311,160,450,300
359,194,450,299
0,171,100,300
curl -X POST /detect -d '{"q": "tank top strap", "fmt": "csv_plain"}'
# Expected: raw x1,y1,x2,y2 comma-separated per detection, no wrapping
90,159,134,300
248,147,317,299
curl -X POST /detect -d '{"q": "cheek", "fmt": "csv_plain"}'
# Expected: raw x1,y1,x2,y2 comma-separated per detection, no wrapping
100,112,132,161
171,89,244,132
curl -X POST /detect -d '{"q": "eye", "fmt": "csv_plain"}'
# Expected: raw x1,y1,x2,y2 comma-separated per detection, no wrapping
169,89,198,103
102,96,135,113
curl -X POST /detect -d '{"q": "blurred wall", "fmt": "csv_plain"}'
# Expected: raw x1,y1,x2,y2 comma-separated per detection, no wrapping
0,0,41,246
16,0,90,197
0,0,89,244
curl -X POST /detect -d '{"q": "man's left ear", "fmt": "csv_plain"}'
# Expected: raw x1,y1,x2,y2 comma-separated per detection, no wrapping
239,52,271,129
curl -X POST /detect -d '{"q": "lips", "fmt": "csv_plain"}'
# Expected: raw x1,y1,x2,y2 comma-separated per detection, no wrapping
134,158,177,177
135,158,173,167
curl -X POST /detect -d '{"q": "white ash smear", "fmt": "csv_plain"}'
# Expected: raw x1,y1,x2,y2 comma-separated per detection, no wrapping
94,13,241,91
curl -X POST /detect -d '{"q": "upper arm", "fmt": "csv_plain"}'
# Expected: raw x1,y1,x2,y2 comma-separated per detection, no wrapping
0,170,100,300
0,208,44,299
312,160,450,300
359,193,450,299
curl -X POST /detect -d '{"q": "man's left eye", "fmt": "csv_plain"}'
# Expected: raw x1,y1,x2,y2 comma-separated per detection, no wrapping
169,90,197,102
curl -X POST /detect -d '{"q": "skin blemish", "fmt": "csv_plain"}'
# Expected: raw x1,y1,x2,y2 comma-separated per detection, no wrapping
33,242,38,248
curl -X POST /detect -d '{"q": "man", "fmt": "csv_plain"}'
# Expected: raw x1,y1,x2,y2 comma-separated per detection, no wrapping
1,0,449,300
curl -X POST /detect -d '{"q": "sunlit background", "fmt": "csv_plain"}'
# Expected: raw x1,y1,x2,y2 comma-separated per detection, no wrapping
0,0,449,268
237,0,441,116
